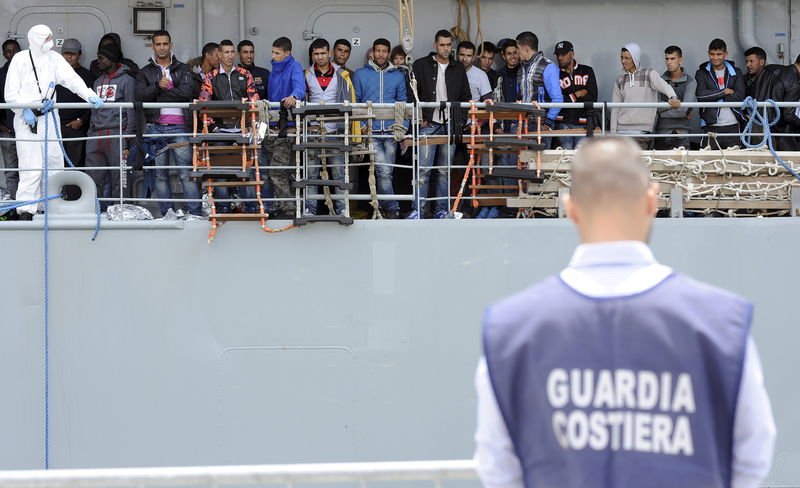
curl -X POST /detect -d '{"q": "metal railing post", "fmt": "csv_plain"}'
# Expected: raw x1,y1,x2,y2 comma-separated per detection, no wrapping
118,106,124,207
446,102,452,214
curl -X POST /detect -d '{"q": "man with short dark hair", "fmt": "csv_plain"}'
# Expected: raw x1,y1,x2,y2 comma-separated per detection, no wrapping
477,41,500,91
744,46,784,127
481,40,521,219
354,37,407,219
655,45,697,149
237,39,269,100
303,38,352,216
0,39,21,204
408,29,471,219
264,36,306,218
458,41,492,102
189,42,220,95
198,38,259,214
56,39,94,177
136,29,201,216
765,55,800,150
695,38,746,149
554,40,598,149
333,39,353,77
475,136,776,488
515,31,563,130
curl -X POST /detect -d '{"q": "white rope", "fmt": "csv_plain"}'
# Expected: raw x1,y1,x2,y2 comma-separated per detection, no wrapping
513,149,800,213
399,0,414,51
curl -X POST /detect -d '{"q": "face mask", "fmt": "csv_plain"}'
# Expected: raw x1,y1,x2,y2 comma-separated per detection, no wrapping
41,40,53,53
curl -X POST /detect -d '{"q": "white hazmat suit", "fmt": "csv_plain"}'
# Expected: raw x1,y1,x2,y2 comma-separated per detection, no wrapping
4,25,98,214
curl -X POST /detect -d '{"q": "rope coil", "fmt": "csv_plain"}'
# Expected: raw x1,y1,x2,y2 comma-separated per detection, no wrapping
739,96,800,181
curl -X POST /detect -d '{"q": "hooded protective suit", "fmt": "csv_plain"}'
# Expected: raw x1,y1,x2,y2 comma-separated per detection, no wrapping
4,25,98,214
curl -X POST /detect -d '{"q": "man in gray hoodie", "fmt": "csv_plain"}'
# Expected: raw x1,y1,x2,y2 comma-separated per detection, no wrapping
611,42,680,149
86,43,136,210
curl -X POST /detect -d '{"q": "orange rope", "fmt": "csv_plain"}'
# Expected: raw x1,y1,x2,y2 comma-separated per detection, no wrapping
451,101,477,213
488,109,494,175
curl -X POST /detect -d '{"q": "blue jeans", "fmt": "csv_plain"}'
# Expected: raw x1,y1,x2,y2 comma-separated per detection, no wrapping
373,136,399,211
306,149,346,215
414,122,453,213
555,121,584,150
150,124,201,216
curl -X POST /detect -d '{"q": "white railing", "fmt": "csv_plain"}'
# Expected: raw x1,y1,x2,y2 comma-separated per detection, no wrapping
0,460,478,488
0,100,796,216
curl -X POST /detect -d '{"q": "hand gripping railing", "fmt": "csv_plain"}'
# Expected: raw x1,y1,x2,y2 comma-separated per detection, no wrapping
0,460,478,488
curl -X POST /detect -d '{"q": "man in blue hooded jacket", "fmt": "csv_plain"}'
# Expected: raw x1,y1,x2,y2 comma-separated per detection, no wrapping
354,38,407,219
263,37,305,218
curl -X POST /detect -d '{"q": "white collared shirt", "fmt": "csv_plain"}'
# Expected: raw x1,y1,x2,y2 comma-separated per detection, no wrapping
474,241,776,488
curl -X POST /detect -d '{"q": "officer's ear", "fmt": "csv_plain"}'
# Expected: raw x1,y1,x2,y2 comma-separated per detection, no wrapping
562,192,579,224
646,181,659,217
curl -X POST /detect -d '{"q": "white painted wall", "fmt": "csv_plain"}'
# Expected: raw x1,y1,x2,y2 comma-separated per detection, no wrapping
0,0,793,104
0,0,791,99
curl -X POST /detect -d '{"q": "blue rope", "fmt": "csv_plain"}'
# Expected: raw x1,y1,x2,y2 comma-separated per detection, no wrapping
0,194,62,213
49,110,75,169
43,106,51,470
9,102,105,469
739,97,800,181
92,197,100,241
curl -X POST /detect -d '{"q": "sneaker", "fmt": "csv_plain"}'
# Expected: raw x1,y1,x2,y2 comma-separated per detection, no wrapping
486,207,501,219
434,210,450,219
18,212,33,221
405,209,422,219
476,207,490,219
384,209,400,219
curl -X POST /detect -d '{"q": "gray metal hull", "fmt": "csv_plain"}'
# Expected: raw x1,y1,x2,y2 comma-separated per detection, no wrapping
1,218,798,485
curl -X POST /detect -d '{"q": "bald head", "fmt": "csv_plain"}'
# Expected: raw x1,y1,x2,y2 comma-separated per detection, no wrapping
570,137,651,211
564,137,657,244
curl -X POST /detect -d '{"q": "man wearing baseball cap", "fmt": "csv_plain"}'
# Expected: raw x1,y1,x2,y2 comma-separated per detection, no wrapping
56,38,94,190
554,40,598,149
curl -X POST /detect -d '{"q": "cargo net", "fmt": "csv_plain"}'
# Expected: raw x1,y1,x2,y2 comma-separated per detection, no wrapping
513,148,800,217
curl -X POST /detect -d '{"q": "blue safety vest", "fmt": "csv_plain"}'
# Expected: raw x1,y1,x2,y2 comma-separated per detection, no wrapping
483,273,750,488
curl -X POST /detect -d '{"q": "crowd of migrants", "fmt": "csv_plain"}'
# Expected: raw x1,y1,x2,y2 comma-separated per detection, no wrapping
1,28,798,220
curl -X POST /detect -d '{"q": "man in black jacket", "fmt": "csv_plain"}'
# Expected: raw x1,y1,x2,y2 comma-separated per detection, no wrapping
744,47,784,136
56,39,95,201
554,41,598,149
0,39,20,205
766,57,800,150
135,30,201,216
408,29,471,219
237,40,269,100
57,39,94,169
695,38,746,149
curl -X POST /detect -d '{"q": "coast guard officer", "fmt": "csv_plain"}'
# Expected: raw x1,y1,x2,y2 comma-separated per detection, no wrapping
4,25,103,219
475,137,776,488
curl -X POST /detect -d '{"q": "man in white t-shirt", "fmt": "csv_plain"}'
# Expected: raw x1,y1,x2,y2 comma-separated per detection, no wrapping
408,30,471,219
695,38,746,149
457,41,493,102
